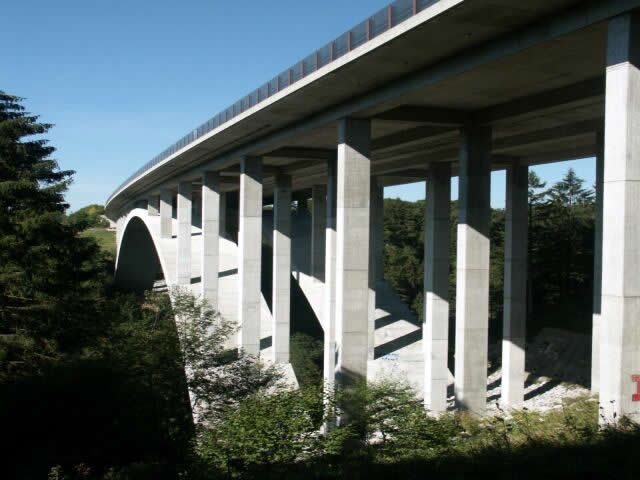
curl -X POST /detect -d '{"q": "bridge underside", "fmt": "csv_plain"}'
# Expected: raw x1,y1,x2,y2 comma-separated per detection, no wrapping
109,1,640,424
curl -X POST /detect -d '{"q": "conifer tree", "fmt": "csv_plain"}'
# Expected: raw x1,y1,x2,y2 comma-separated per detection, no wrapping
0,91,108,379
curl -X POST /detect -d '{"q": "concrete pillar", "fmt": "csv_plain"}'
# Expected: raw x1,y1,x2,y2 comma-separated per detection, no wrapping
220,192,227,239
335,118,371,388
600,13,640,424
116,215,124,249
160,189,173,239
273,174,292,363
324,157,338,390
176,182,192,286
590,131,604,394
501,163,528,408
375,185,385,282
202,172,220,310
311,185,327,281
297,197,309,216
368,178,382,360
454,125,492,416
238,156,263,356
148,195,160,216
423,163,451,414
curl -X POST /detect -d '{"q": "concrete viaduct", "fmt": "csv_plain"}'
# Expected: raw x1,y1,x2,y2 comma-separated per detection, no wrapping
106,0,640,423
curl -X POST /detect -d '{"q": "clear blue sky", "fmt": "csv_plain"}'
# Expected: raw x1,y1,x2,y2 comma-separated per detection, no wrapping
1,0,594,211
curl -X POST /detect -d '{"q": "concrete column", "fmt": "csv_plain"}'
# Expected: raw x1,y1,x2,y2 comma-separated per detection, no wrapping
160,189,173,239
600,13,640,424
273,174,292,363
454,125,492,416
375,185,385,282
324,157,338,389
116,216,124,249
423,163,451,414
335,118,371,388
368,178,382,360
220,192,227,239
297,197,309,216
501,163,528,408
238,156,263,356
311,185,327,281
176,182,192,286
591,131,604,394
202,172,220,310
148,195,160,216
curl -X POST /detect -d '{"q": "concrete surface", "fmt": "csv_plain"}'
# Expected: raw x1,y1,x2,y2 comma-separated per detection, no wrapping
454,125,492,416
423,163,451,414
238,156,263,356
335,118,371,388
501,163,528,408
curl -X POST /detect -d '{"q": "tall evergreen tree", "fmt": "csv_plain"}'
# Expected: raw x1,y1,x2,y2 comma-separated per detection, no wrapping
0,92,108,379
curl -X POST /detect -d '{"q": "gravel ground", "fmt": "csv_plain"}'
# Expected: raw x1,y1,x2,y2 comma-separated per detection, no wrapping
446,369,592,414
446,328,594,414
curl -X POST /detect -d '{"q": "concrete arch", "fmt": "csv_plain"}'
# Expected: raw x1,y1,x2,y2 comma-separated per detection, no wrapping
115,209,174,292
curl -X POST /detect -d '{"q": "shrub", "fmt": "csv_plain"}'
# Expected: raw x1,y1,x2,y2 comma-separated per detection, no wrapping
196,387,324,475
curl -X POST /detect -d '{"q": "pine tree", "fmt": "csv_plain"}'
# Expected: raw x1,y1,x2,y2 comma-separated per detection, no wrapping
0,92,108,379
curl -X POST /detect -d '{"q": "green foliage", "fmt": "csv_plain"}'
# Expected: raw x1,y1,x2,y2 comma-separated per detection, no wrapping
333,380,463,458
80,227,116,257
383,168,596,338
196,387,325,475
528,168,595,332
290,332,323,387
67,204,109,229
170,288,281,422
1,291,194,478
0,91,112,380
383,199,424,309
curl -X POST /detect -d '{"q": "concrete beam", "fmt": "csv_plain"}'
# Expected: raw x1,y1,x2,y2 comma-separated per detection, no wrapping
372,125,453,151
282,160,321,175
108,0,637,213
265,147,336,160
423,162,451,414
599,12,640,424
492,119,603,153
220,164,281,175
202,172,220,309
273,174,292,363
454,124,492,416
375,105,469,125
238,156,263,356
501,162,528,408
475,77,604,125
176,181,192,286
335,118,371,389
377,168,430,178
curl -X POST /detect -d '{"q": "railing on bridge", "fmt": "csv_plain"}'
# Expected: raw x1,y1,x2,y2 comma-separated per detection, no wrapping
108,0,440,204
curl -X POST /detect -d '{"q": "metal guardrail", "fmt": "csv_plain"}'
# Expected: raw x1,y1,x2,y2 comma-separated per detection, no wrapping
108,0,440,204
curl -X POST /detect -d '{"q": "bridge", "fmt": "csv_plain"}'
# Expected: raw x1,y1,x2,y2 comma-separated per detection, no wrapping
105,0,640,423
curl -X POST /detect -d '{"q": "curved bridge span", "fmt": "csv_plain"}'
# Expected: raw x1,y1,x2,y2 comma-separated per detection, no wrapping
108,0,640,423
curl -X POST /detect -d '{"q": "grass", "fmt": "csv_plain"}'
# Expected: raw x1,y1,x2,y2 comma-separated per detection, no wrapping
81,227,116,257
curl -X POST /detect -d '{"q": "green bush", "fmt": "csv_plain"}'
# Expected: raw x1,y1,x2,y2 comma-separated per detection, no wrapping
333,380,462,459
196,387,324,475
67,204,109,229
289,332,323,387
